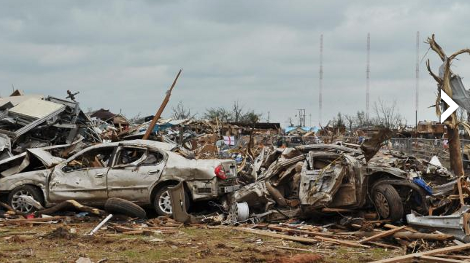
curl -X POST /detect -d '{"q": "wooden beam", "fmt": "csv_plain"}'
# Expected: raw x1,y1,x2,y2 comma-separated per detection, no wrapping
383,224,417,233
392,231,453,241
359,226,406,243
418,256,466,263
371,243,470,263
2,216,66,225
142,69,182,140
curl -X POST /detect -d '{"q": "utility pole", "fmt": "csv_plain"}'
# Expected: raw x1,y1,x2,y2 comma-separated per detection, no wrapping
415,31,420,131
319,34,323,126
297,109,306,127
143,69,182,140
366,33,370,122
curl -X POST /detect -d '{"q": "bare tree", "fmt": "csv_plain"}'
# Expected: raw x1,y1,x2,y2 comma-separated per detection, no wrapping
204,107,231,122
373,98,405,129
232,101,243,122
356,111,367,128
204,101,262,124
345,114,355,131
286,117,294,127
172,101,195,120
426,34,470,177
332,112,345,128
240,110,262,124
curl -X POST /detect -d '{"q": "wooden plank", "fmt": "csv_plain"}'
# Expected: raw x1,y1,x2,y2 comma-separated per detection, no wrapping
236,227,369,248
267,225,334,238
435,254,470,260
142,69,182,140
2,216,66,225
273,246,316,253
419,255,466,263
392,231,453,241
371,243,470,263
359,226,407,243
383,224,417,233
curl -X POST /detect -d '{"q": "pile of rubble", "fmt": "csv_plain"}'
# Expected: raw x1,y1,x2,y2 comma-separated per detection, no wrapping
0,91,101,159
0,90,470,261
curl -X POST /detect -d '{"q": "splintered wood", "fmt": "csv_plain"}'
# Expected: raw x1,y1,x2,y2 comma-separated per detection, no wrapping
234,226,369,248
372,243,470,263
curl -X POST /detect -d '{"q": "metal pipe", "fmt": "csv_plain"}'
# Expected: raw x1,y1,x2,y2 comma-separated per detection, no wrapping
88,214,113,236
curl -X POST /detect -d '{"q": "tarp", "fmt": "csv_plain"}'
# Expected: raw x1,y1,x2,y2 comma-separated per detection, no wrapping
284,126,320,134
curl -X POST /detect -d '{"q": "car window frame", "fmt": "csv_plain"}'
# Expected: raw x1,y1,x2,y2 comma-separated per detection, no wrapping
62,145,117,173
112,146,149,168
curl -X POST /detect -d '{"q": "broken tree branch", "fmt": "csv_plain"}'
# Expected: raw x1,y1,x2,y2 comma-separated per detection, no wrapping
35,200,106,216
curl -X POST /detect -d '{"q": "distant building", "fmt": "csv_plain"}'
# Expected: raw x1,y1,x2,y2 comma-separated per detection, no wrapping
90,108,129,130
416,121,445,138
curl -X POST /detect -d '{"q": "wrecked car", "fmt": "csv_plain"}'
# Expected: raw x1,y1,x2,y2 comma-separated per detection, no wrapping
235,143,441,222
0,139,238,215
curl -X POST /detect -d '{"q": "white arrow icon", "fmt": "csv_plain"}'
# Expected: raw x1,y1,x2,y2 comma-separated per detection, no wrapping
440,91,459,123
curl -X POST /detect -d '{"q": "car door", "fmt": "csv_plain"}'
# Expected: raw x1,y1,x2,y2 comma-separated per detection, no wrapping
48,145,116,204
107,146,166,203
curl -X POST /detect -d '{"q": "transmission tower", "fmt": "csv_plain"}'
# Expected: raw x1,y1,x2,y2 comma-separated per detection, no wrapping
366,33,370,121
319,34,323,126
415,31,420,128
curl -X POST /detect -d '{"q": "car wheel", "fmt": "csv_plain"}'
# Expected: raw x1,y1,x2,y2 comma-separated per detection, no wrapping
153,185,189,216
8,185,44,214
104,197,147,219
372,184,404,222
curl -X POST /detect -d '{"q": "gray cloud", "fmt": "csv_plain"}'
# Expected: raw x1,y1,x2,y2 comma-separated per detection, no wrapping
0,0,469,126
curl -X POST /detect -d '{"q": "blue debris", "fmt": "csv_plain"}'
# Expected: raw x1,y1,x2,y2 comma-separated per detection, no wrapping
413,177,433,195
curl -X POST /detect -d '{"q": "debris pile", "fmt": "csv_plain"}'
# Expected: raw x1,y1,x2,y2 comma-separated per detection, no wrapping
0,91,469,261
0,91,101,160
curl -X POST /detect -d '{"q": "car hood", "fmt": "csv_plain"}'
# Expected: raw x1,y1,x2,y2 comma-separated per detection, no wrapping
0,149,64,177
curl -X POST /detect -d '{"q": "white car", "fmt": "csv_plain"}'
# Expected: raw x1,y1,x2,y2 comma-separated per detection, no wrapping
0,140,238,215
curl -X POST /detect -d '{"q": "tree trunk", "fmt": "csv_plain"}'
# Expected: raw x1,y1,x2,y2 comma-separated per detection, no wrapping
447,123,464,177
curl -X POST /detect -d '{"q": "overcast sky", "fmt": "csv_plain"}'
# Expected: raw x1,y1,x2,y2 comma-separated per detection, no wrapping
1,0,470,127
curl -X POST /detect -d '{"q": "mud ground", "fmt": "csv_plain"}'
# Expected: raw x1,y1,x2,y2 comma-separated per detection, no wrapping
0,221,405,263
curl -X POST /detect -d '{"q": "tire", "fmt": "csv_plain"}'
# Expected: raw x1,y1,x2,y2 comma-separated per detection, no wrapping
153,185,190,217
104,197,147,219
372,184,404,222
8,185,44,214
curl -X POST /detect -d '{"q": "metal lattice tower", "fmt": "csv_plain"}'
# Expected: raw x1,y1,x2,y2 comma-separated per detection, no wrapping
319,34,323,126
415,31,420,128
366,33,370,121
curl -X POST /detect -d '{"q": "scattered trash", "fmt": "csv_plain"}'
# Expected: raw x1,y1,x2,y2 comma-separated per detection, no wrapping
88,214,113,236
